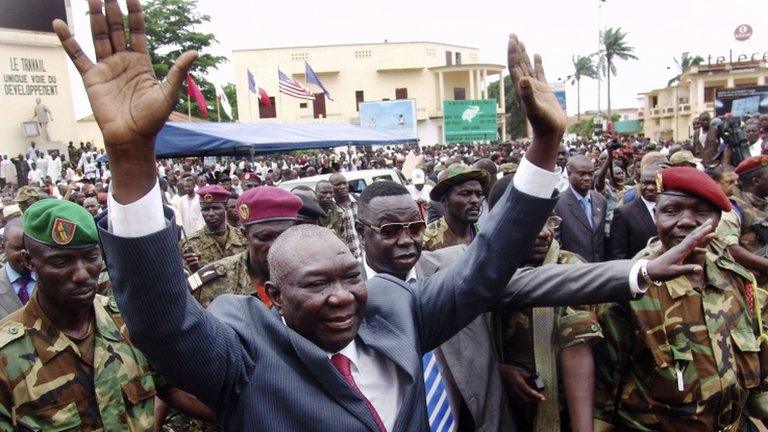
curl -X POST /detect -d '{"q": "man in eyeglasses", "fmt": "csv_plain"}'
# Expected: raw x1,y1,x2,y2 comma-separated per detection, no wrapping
422,164,489,252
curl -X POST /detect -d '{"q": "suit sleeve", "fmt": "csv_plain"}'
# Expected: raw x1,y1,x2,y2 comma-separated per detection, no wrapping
610,206,631,259
97,208,253,408
495,260,634,309
412,183,558,352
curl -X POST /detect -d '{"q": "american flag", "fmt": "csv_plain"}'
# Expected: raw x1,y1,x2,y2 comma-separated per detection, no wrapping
278,70,315,100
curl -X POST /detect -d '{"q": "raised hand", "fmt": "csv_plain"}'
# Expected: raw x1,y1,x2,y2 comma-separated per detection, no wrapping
646,219,716,281
507,34,567,140
53,0,197,203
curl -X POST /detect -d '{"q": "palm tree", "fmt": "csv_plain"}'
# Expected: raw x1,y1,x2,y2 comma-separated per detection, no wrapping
568,55,599,121
667,52,705,85
599,27,638,117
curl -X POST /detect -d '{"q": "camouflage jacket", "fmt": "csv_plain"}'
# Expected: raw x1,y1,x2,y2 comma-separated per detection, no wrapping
0,293,156,431
716,190,768,253
422,217,479,252
594,239,768,431
180,224,247,269
318,203,346,242
187,251,269,308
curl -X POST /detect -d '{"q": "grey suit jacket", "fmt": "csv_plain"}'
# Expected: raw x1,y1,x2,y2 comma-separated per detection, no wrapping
417,245,637,432
99,185,635,431
0,265,23,321
554,188,607,262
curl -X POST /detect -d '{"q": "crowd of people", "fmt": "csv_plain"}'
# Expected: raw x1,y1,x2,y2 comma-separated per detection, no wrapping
1,2,768,431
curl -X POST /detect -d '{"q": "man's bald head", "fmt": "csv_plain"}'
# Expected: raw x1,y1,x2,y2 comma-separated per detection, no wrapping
268,224,350,287
3,217,22,243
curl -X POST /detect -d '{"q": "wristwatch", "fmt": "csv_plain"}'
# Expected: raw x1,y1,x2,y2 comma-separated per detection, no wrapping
640,259,662,287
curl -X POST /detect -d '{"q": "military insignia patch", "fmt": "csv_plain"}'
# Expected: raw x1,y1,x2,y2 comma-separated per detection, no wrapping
655,171,663,193
51,218,77,245
203,193,213,202
239,203,250,221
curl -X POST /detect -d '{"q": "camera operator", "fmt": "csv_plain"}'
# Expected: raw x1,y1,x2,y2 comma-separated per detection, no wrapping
720,113,753,167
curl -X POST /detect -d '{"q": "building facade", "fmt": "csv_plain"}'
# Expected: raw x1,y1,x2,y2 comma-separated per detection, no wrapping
233,42,506,145
640,60,768,142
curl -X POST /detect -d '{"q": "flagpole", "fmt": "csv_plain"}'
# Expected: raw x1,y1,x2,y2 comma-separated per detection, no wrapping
248,93,253,122
216,94,221,122
278,67,284,122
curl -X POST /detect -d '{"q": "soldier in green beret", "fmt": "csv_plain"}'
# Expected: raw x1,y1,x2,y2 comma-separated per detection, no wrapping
0,200,212,431
422,163,489,251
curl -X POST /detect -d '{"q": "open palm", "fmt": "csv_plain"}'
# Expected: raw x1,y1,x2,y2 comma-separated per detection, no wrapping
53,0,196,150
507,34,567,138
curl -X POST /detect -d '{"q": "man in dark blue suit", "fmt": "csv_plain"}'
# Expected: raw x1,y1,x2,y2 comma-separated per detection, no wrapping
52,2,714,430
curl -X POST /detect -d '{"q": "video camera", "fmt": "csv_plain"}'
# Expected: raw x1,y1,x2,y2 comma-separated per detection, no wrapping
716,116,751,165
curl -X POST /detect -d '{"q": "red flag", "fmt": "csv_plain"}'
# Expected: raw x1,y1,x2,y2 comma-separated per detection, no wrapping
186,74,209,117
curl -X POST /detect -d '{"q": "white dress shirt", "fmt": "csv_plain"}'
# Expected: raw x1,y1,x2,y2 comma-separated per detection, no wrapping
750,139,762,157
106,155,645,427
640,196,656,222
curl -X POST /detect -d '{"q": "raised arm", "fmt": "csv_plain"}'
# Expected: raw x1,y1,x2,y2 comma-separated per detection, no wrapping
57,0,250,406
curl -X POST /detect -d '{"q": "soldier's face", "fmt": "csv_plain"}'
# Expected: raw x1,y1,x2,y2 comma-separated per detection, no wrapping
654,194,720,250
25,240,102,310
268,239,366,353
357,195,423,280
527,226,553,265
201,203,226,231
226,199,239,224
244,220,296,271
316,183,334,207
444,180,484,224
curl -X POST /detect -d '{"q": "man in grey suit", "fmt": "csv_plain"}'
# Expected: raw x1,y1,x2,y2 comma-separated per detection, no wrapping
554,155,608,262
0,218,34,320
55,4,712,430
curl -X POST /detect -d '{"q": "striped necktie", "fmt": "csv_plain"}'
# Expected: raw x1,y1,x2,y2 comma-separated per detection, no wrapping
423,350,455,432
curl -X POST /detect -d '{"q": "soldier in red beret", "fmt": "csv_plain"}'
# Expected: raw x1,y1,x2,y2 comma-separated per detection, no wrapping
716,155,768,284
588,166,768,431
186,186,301,309
179,185,247,273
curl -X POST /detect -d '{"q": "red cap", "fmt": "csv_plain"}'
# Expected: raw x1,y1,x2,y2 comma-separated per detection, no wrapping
236,186,301,225
657,167,731,212
196,185,230,203
97,192,107,205
735,155,768,176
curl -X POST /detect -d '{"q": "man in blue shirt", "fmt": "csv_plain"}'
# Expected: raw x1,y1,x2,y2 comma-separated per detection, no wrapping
0,218,35,319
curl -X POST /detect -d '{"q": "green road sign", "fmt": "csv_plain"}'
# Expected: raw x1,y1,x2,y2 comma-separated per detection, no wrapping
443,99,498,143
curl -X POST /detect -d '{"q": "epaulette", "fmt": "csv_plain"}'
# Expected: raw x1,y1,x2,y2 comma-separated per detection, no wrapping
0,321,25,348
98,294,121,314
187,263,227,292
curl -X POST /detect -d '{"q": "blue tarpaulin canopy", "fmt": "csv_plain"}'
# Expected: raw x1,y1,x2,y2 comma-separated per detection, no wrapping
153,122,417,158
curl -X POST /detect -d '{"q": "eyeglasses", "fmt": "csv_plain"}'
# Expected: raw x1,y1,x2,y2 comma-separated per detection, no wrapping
359,220,427,239
545,215,562,230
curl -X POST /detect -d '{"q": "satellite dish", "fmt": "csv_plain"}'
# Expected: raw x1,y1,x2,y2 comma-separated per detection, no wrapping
734,24,753,41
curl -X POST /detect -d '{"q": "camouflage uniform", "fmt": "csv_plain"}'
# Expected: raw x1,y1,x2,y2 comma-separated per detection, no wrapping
318,203,346,243
594,239,768,431
180,224,247,269
0,293,157,431
716,190,768,254
422,217,479,252
186,251,262,308
492,241,602,431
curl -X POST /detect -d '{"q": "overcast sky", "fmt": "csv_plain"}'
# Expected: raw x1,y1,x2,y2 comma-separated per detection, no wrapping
67,0,767,119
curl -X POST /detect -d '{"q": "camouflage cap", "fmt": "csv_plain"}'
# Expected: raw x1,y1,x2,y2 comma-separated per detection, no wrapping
499,162,519,176
13,186,41,203
430,163,490,201
23,199,98,248
668,150,701,167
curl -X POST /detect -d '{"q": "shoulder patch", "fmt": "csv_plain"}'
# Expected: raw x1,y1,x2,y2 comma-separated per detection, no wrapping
187,263,227,292
0,321,25,347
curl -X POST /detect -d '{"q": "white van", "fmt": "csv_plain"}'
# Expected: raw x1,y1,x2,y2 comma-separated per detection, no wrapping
278,169,406,194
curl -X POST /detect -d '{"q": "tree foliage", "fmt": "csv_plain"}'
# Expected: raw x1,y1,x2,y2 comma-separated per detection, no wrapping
143,0,235,120
668,52,705,85
569,55,599,120
597,27,638,116
487,76,527,139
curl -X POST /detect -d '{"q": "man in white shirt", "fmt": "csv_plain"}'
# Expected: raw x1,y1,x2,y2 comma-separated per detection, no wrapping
47,153,62,182
0,156,17,190
172,176,205,236
405,169,432,217
747,121,763,157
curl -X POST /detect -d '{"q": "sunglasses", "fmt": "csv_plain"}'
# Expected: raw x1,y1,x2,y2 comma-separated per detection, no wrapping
545,215,562,230
359,220,427,239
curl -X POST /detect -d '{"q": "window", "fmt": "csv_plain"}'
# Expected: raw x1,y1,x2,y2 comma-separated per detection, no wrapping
704,87,719,103
455,52,462,65
395,88,408,100
445,51,453,66
313,93,326,119
290,52,308,61
383,98,390,101
453,87,466,100
651,96,658,108
259,97,276,118
355,90,364,111
354,50,372,59
426,48,436,57
299,103,308,109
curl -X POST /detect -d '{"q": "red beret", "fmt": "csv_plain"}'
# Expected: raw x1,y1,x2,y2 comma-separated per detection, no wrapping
241,172,261,182
734,155,768,176
236,186,301,225
97,192,107,205
196,185,230,203
657,167,731,212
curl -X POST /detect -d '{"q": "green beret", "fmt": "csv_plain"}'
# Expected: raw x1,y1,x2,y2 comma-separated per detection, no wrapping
23,199,98,248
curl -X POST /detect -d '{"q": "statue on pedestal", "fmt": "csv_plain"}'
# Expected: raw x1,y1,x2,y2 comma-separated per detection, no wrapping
32,98,53,142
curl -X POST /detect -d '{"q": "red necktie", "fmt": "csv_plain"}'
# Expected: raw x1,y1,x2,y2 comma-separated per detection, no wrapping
17,277,30,305
331,353,387,432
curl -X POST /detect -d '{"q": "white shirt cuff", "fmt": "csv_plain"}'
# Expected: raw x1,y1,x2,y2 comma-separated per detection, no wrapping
108,181,166,237
628,259,649,297
512,156,559,199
